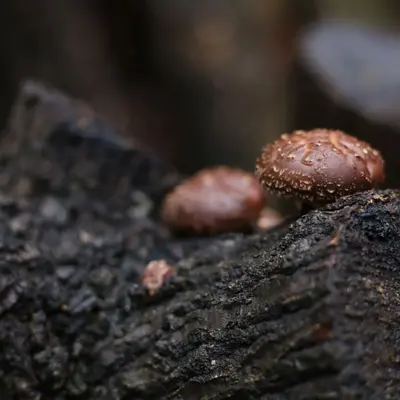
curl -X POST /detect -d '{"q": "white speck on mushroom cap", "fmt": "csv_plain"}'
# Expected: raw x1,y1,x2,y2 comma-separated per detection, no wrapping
255,129,385,204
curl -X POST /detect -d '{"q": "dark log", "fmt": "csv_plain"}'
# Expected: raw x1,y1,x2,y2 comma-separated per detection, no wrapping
0,81,399,399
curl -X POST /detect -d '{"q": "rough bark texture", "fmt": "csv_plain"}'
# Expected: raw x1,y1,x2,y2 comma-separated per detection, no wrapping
0,81,399,400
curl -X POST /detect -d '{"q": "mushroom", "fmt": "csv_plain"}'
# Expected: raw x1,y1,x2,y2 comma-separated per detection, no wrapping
299,21,400,129
255,129,385,210
161,166,267,234
141,260,176,296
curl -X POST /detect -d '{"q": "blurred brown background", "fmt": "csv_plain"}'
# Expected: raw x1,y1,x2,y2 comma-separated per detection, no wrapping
0,0,399,186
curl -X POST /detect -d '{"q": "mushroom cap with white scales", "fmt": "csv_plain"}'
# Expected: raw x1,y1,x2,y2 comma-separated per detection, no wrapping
255,129,385,205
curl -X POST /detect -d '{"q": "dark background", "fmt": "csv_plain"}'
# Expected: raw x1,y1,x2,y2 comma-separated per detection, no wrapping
0,0,399,185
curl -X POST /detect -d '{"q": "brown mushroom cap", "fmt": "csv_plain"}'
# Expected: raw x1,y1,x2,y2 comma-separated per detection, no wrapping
161,166,266,234
255,129,385,205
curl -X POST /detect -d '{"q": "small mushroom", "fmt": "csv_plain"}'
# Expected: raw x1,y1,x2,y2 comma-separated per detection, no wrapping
161,166,266,234
255,129,385,209
141,260,176,296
